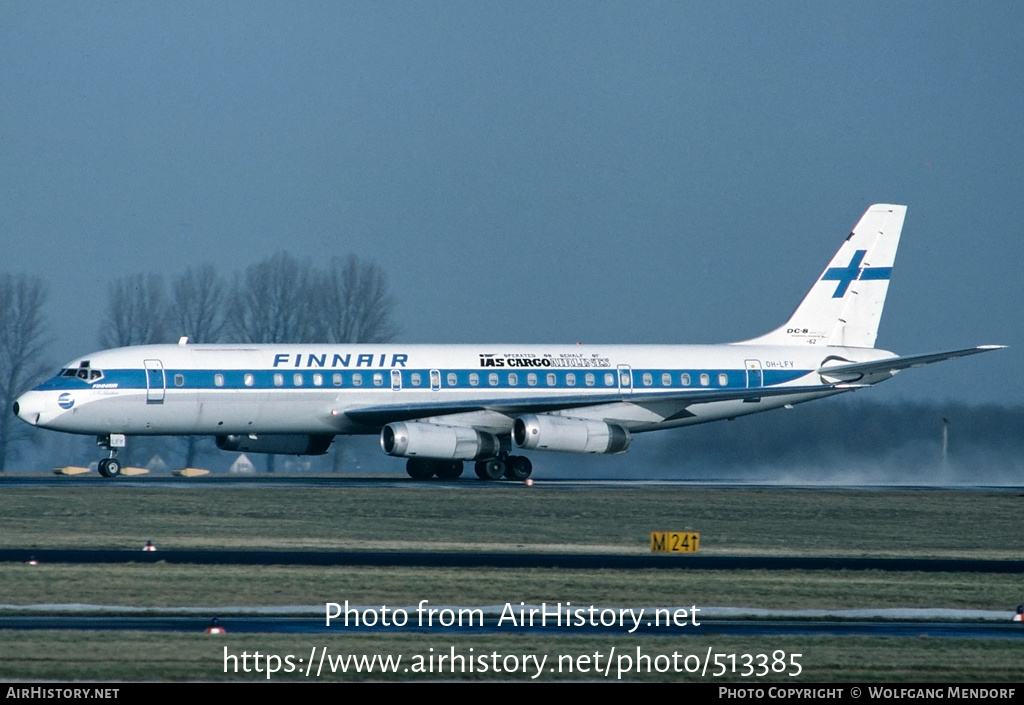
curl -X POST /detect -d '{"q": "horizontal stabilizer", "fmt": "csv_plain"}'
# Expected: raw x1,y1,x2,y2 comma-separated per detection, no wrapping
817,345,1006,381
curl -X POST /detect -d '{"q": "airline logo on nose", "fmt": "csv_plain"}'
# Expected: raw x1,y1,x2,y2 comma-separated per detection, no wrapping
821,250,892,298
57,393,75,410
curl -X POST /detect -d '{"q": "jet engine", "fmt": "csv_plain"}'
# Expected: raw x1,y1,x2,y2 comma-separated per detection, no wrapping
216,434,334,455
380,422,500,460
513,414,631,454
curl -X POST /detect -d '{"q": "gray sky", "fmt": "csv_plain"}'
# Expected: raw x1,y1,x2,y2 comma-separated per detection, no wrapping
2,2,1020,404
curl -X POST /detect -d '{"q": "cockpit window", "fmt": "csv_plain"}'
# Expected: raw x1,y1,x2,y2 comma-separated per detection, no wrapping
59,365,103,382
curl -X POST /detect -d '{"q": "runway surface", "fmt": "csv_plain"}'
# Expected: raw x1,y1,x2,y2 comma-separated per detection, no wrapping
3,548,1024,572
2,615,1021,639
2,473,1022,491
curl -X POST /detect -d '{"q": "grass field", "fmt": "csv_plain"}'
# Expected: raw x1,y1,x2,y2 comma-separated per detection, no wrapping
1,482,1022,681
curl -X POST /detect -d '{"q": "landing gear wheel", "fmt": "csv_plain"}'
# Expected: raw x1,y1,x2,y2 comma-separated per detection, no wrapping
434,460,464,480
478,457,505,480
98,458,121,478
504,455,532,481
406,457,435,480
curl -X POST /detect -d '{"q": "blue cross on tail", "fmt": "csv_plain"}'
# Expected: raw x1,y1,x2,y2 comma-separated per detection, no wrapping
820,250,892,298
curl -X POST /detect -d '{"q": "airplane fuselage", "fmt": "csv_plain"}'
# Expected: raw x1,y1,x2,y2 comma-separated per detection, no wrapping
16,341,895,438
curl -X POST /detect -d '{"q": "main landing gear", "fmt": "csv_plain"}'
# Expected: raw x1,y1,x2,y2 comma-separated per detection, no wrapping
405,458,464,480
405,453,533,481
96,434,126,478
474,454,532,481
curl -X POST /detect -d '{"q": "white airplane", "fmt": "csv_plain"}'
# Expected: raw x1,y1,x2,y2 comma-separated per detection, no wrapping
14,204,1003,479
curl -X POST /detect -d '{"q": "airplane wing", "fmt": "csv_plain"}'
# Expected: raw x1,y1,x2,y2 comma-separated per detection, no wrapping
817,345,1006,381
342,382,856,428
347,345,1006,429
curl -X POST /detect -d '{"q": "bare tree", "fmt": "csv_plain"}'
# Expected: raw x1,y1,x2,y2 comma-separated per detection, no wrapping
229,252,314,344
314,255,399,344
170,264,227,344
98,273,168,347
0,275,51,471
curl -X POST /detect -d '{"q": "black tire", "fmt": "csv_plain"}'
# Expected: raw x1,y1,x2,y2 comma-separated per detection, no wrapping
474,461,489,480
98,458,121,478
435,460,464,480
505,456,532,481
482,458,505,480
406,458,435,480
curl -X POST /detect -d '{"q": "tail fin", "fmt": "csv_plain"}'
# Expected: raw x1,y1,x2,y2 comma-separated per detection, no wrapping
740,204,906,348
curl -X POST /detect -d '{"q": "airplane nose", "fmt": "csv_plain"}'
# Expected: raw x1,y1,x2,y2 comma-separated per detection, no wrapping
13,393,41,426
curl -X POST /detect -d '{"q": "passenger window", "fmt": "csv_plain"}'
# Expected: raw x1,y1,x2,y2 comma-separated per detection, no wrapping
508,373,518,386
313,373,323,386
700,373,710,387
411,373,422,387
642,373,653,386
662,373,671,386
605,373,615,386
585,373,595,386
243,374,254,387
214,374,224,387
718,373,728,387
333,373,342,386
373,373,384,386
566,373,576,387
469,373,479,386
352,373,363,386
546,373,556,386
175,374,185,387
527,373,537,386
447,372,457,386
681,373,691,386
488,373,499,386
274,374,284,387
293,374,303,386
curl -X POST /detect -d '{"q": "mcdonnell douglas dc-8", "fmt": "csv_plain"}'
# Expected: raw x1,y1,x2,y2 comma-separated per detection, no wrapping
13,204,1003,479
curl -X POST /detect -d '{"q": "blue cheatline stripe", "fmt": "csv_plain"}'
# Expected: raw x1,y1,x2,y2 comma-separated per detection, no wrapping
37,367,811,393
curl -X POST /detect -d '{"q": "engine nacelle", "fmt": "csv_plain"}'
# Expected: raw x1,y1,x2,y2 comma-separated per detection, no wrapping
216,434,334,455
513,414,631,454
380,422,500,460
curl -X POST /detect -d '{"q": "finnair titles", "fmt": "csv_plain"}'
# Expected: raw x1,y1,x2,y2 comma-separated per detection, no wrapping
13,204,1003,479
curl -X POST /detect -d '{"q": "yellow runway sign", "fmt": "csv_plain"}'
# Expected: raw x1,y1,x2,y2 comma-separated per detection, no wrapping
650,531,699,553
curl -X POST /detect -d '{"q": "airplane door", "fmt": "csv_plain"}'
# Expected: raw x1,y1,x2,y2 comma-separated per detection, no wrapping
617,364,633,393
745,359,763,388
391,369,402,391
144,359,166,404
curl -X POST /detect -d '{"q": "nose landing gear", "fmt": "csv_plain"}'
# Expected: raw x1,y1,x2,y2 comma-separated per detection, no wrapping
96,434,126,478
